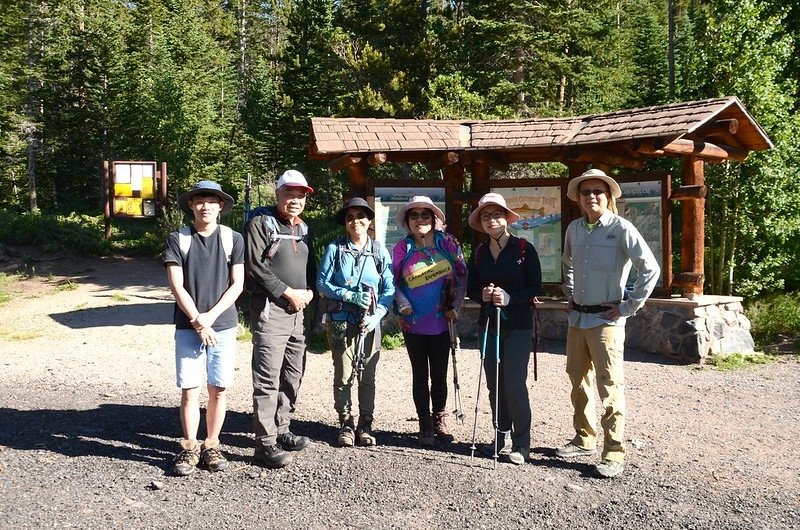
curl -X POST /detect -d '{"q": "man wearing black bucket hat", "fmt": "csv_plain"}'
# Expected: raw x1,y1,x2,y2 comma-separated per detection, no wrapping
164,180,244,476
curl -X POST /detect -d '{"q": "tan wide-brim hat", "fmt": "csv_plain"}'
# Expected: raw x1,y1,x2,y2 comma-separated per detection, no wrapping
567,168,622,201
395,196,446,232
467,192,521,233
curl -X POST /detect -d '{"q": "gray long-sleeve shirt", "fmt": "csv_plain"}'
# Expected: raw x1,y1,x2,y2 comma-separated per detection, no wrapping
562,210,660,329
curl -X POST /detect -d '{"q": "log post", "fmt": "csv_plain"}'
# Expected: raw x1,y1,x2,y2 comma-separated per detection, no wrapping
103,160,111,240
347,158,369,199
443,163,465,244
678,156,705,296
469,158,491,249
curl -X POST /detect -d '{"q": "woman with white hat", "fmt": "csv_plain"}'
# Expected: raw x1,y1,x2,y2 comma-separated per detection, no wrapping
467,192,542,465
392,196,468,447
317,198,394,447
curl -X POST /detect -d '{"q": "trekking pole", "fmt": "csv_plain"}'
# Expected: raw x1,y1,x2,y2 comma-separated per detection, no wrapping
243,173,252,232
448,319,465,424
492,306,501,470
469,313,491,464
355,327,367,383
532,298,541,382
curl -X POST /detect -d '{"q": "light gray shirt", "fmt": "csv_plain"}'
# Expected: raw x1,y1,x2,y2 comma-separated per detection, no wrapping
562,210,660,329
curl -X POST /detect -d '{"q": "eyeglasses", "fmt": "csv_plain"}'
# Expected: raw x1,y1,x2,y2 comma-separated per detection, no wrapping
345,212,368,222
407,211,432,221
579,188,607,197
480,211,504,222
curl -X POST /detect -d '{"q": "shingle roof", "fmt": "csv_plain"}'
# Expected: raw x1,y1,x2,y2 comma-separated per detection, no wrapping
309,97,772,159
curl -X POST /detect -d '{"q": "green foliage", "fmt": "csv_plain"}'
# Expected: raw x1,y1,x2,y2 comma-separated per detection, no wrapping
0,209,112,255
745,292,800,343
0,0,799,298
381,331,405,350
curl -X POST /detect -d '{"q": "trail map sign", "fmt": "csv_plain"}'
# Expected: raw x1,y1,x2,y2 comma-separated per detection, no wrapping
112,161,158,217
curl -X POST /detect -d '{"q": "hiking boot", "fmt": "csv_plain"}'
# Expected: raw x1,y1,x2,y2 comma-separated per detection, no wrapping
173,439,200,476
418,416,435,447
556,442,597,459
276,431,310,452
253,443,293,469
338,414,356,448
200,439,230,472
507,446,529,465
433,412,454,443
356,414,377,446
478,433,512,458
595,459,625,479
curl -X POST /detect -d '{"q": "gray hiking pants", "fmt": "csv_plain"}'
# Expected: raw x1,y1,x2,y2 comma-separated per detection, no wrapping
250,294,307,445
481,328,533,449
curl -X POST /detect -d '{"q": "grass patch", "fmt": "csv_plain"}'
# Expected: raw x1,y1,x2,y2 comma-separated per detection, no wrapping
56,280,78,291
0,330,42,341
111,293,129,302
0,272,23,304
707,352,773,370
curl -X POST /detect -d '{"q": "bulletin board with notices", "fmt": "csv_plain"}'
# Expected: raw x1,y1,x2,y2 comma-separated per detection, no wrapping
112,161,157,217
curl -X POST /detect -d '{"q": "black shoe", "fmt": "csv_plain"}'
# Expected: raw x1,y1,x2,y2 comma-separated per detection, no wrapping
276,432,310,452
253,443,293,469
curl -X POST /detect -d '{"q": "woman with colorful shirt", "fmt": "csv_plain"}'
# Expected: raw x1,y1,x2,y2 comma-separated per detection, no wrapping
393,196,467,447
467,192,542,465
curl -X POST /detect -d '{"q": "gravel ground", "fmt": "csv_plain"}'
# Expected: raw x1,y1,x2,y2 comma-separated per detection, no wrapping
0,254,798,529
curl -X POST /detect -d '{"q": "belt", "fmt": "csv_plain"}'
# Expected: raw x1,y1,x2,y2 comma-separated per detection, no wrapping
570,301,618,314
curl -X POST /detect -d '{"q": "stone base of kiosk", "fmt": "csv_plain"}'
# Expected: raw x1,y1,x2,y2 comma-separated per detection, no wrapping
436,296,755,364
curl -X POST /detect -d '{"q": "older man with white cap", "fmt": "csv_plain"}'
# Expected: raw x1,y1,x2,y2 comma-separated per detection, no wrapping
557,168,659,478
245,169,316,469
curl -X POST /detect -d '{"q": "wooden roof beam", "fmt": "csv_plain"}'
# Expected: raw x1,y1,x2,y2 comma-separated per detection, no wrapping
367,153,387,167
636,138,748,163
698,118,739,136
329,154,363,173
425,151,460,172
460,151,510,172
564,146,645,169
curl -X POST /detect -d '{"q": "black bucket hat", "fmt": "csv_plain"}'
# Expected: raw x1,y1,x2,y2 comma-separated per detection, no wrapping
177,180,235,216
334,197,375,226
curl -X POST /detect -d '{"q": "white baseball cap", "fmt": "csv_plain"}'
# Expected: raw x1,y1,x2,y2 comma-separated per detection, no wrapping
276,169,314,193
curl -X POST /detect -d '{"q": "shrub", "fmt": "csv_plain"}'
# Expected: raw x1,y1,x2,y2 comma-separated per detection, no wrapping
745,292,800,342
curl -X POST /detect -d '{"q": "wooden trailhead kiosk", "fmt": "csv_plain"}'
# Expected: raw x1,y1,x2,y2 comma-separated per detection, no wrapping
308,97,772,362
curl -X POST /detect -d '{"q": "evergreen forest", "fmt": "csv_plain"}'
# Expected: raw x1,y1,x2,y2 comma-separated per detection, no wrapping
0,0,799,296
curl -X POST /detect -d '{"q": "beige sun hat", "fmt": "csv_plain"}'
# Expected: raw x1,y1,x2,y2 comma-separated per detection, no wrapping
467,192,521,233
566,168,622,201
395,196,446,232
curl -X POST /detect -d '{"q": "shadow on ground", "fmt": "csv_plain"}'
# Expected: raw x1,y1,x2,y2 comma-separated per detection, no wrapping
49,301,173,328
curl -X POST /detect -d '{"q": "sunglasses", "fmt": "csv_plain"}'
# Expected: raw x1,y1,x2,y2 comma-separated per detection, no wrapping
480,211,504,222
407,211,432,221
345,211,368,222
579,188,608,197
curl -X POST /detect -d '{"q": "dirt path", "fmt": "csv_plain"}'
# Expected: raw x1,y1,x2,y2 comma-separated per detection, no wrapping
0,255,798,529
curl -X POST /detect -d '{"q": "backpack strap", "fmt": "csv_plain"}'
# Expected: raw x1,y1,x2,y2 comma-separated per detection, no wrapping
178,226,192,259
336,236,386,274
177,225,234,264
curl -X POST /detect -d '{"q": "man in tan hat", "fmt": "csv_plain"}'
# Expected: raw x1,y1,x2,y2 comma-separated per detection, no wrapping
245,169,316,469
165,180,244,476
557,169,659,478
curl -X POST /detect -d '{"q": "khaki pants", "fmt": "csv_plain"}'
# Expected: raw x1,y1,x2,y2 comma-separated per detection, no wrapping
565,324,626,463
327,320,380,418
